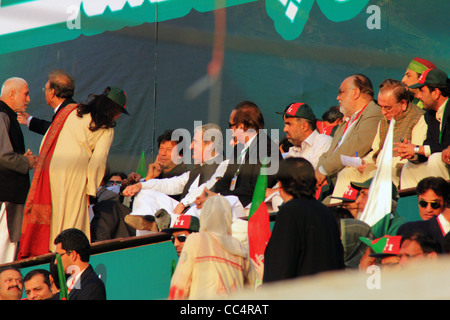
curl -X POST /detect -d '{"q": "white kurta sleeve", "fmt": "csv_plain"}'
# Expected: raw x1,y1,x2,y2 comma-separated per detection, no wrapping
140,171,190,195
180,160,229,207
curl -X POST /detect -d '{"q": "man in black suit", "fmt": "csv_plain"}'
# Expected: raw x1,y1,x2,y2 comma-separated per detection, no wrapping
17,69,75,135
397,187,450,250
54,228,106,300
196,101,281,210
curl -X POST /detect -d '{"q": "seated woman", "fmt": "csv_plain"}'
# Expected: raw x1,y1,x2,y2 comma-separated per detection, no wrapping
169,195,256,299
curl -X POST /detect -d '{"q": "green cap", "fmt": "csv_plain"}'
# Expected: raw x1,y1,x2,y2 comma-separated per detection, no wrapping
406,57,436,75
409,68,448,89
276,102,316,121
360,235,402,257
350,177,399,200
104,86,129,115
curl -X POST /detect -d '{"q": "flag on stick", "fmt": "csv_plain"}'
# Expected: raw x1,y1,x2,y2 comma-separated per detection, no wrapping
56,253,69,300
248,162,271,264
358,119,395,238
136,151,147,177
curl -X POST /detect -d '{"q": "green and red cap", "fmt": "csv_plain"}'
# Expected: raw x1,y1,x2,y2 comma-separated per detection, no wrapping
409,68,448,89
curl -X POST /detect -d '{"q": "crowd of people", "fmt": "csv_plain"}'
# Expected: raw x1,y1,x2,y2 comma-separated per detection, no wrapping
1,56,450,300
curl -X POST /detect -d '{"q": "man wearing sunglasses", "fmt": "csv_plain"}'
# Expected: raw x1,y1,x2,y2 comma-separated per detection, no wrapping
162,215,199,256
397,179,450,250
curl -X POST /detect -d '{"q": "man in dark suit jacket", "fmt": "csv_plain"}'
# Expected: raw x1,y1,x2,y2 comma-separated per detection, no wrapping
17,70,75,135
54,228,106,300
198,101,281,209
397,215,446,247
397,189,450,252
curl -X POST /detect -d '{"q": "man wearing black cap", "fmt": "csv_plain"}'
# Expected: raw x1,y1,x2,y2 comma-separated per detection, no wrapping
277,102,332,169
395,68,450,188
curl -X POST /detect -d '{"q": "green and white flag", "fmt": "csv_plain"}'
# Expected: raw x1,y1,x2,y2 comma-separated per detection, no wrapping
358,119,395,238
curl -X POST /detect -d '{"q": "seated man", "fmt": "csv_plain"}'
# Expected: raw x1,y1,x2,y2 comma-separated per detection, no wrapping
359,235,402,271
396,68,450,188
122,129,188,190
122,123,233,236
277,102,332,169
0,266,23,300
53,228,106,300
415,177,448,221
315,74,382,200
23,269,58,300
318,105,344,137
266,102,332,207
330,79,426,202
398,232,441,266
196,101,281,210
351,177,407,238
161,215,200,257
330,184,359,218
89,171,136,242
401,57,437,108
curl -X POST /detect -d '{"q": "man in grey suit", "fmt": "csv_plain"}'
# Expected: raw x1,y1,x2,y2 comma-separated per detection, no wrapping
0,77,37,263
315,74,382,200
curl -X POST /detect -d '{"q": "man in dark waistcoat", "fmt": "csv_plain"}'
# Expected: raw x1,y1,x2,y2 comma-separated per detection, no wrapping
0,77,36,263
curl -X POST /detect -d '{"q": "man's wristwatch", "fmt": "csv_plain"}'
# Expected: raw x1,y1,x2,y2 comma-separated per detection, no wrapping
414,145,420,155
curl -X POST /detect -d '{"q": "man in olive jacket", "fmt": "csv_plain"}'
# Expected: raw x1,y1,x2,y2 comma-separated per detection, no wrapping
316,74,382,197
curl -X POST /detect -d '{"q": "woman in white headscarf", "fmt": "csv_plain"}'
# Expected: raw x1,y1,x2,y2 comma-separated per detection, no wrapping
169,195,256,300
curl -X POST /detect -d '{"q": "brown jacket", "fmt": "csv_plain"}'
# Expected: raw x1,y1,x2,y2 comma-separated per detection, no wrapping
318,100,382,176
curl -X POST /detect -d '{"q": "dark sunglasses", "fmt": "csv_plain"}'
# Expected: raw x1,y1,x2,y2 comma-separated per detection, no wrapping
418,200,442,210
105,180,122,187
171,234,187,243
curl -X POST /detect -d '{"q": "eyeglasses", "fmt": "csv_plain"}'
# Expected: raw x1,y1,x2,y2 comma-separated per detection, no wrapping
105,180,122,187
228,122,237,129
171,234,187,243
42,87,50,92
337,88,355,95
59,250,72,257
418,200,442,210
380,100,405,111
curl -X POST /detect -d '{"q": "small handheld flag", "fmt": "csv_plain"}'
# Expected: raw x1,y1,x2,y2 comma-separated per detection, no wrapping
56,253,69,300
248,161,271,264
136,151,147,177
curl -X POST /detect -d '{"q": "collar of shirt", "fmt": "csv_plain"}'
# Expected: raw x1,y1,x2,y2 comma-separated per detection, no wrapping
436,98,449,125
66,267,86,291
338,106,366,147
54,101,63,114
288,130,318,155
303,130,319,148
438,213,450,235
239,133,257,163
